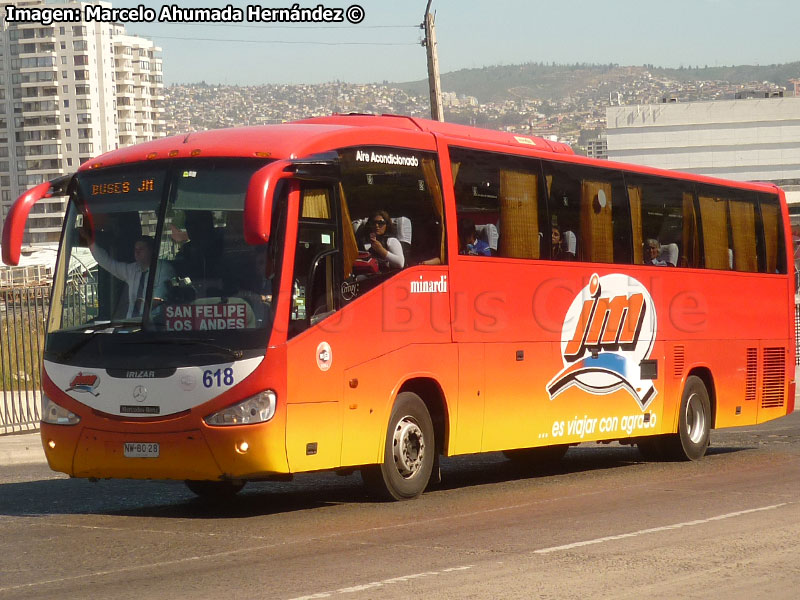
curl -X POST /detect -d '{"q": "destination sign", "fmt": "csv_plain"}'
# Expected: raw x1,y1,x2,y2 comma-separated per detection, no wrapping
90,179,156,196
165,303,248,331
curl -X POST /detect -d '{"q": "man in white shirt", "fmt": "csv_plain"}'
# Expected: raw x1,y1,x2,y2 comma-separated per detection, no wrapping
90,235,174,319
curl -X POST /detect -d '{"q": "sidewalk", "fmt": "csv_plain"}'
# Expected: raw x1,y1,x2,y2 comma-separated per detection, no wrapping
0,432,46,466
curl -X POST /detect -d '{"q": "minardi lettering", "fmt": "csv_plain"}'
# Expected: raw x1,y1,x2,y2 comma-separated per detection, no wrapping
564,287,645,362
410,275,448,294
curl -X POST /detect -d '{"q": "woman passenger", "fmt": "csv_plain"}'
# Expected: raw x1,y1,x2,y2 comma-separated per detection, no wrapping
359,210,405,270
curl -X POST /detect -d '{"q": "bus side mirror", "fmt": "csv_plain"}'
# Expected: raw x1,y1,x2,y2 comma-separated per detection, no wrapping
244,160,294,245
2,181,58,266
2,174,74,266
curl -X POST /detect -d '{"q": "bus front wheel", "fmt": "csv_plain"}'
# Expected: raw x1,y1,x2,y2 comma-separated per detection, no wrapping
661,375,711,461
362,392,435,501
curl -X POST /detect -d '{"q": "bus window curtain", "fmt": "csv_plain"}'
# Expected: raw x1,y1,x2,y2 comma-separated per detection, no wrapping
580,180,613,263
499,170,539,259
628,185,643,265
451,162,460,185
699,195,730,270
338,183,358,278
728,199,757,272
761,201,780,273
422,158,446,263
682,192,700,268
301,188,331,220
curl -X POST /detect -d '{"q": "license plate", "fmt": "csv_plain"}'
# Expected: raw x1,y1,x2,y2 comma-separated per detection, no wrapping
123,442,160,458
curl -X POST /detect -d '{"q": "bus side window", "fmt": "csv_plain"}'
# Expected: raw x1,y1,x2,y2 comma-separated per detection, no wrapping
543,161,630,264
696,184,764,273
758,192,786,274
450,147,546,259
288,186,341,338
338,147,446,269
626,174,698,268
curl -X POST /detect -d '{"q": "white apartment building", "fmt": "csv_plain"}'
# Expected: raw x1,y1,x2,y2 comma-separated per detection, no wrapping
606,96,800,232
0,0,165,245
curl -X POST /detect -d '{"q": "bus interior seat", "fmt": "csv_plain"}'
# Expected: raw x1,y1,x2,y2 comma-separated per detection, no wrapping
563,230,577,259
393,216,412,266
660,243,679,267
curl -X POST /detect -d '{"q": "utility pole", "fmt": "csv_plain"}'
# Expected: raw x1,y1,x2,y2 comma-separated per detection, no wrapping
422,0,444,122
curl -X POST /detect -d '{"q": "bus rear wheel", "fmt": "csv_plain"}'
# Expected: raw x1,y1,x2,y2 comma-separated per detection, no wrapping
661,375,711,461
361,392,435,501
185,479,246,500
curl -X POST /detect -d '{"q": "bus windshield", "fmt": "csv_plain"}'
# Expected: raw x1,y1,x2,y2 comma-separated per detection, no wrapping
46,158,281,367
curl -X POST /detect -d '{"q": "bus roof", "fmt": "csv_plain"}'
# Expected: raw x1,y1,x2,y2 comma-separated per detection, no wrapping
79,114,573,171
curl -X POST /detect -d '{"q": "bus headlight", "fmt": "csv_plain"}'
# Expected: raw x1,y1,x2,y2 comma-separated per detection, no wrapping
41,394,81,425
204,390,277,426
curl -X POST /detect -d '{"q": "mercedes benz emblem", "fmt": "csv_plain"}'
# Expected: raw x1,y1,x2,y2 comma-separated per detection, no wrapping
133,385,148,403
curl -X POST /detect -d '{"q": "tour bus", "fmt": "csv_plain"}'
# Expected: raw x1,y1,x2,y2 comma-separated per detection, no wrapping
2,114,795,500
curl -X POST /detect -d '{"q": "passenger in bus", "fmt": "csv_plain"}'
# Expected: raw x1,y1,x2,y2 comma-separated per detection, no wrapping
358,210,405,270
644,238,669,266
87,234,174,319
225,247,275,325
550,225,568,260
458,218,491,256
172,210,224,282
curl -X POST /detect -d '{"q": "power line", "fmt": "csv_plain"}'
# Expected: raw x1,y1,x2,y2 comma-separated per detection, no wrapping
147,35,418,46
199,23,419,30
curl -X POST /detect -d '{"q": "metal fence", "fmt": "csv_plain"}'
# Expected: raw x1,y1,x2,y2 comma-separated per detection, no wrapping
796,304,800,366
0,286,50,434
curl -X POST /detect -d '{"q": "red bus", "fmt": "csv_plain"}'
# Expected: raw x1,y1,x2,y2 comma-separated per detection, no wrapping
2,114,795,500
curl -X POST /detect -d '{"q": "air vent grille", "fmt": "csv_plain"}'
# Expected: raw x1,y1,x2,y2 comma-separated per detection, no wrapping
673,346,685,378
745,348,758,402
761,347,786,409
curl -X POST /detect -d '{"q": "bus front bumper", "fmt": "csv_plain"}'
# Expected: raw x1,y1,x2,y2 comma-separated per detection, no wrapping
41,422,290,481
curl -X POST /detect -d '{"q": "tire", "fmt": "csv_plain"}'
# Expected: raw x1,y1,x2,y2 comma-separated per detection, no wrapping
661,375,711,461
503,444,569,464
361,392,435,501
185,479,245,500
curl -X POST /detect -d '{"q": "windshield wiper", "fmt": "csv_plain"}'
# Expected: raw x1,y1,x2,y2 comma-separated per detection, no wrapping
55,322,131,361
121,338,243,360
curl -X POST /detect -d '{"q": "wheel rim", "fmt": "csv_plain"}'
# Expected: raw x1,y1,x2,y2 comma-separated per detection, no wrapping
685,392,706,444
392,416,425,479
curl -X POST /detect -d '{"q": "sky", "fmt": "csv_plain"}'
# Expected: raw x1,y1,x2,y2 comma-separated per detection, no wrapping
103,0,800,85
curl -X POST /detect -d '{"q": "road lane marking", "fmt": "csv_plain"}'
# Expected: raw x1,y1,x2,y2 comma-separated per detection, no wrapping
0,496,790,593
287,566,473,600
533,503,788,554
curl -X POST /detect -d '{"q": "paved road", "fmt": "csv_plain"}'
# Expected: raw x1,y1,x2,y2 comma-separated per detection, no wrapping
1,411,799,599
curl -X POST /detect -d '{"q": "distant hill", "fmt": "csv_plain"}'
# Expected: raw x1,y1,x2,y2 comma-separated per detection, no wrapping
396,62,800,103
651,62,800,84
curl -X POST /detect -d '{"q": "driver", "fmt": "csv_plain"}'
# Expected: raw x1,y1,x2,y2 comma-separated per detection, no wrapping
89,235,174,319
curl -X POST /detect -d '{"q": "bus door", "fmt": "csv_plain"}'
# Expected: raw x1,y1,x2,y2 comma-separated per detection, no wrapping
283,183,347,473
